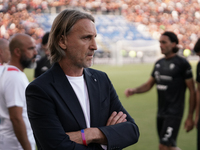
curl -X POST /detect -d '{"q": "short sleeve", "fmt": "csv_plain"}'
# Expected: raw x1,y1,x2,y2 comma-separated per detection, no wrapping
4,71,27,108
184,60,193,79
151,63,157,78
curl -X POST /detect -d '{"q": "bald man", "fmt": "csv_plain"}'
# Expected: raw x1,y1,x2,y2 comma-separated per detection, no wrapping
0,33,37,150
0,38,10,65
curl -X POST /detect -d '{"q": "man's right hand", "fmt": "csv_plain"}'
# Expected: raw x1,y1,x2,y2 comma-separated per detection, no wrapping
66,111,127,145
106,111,127,126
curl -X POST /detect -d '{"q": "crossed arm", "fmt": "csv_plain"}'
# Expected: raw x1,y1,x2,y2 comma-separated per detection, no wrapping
26,77,139,149
67,111,127,145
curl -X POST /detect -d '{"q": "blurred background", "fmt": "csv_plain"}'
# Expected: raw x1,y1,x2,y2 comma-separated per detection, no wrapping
1,0,199,149
1,0,200,65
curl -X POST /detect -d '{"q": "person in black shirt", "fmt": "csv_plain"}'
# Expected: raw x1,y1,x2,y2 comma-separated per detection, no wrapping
125,31,196,150
34,32,51,78
193,38,200,150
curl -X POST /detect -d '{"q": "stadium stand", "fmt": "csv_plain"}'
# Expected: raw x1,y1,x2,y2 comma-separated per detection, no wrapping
33,13,160,64
1,0,200,63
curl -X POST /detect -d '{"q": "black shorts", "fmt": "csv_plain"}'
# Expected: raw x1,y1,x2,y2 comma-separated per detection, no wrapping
157,116,182,147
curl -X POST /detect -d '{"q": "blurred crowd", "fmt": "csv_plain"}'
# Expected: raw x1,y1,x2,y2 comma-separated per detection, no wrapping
123,0,200,53
0,0,70,44
0,0,200,52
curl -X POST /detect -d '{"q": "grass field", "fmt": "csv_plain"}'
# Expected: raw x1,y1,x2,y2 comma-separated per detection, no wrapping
24,60,198,150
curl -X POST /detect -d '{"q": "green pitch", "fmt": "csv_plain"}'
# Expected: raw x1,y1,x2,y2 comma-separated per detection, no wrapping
24,60,198,150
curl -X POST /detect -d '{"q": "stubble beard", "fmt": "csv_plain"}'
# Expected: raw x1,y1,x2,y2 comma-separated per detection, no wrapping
20,54,37,69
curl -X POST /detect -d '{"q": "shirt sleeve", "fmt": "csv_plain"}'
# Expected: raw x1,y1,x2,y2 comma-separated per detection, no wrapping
4,71,25,108
184,60,193,79
151,63,156,78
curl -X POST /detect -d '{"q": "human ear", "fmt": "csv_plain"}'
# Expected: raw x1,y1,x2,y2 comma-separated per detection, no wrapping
58,35,67,50
14,48,21,57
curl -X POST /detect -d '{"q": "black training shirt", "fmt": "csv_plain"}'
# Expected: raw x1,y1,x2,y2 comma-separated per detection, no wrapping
151,55,193,118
